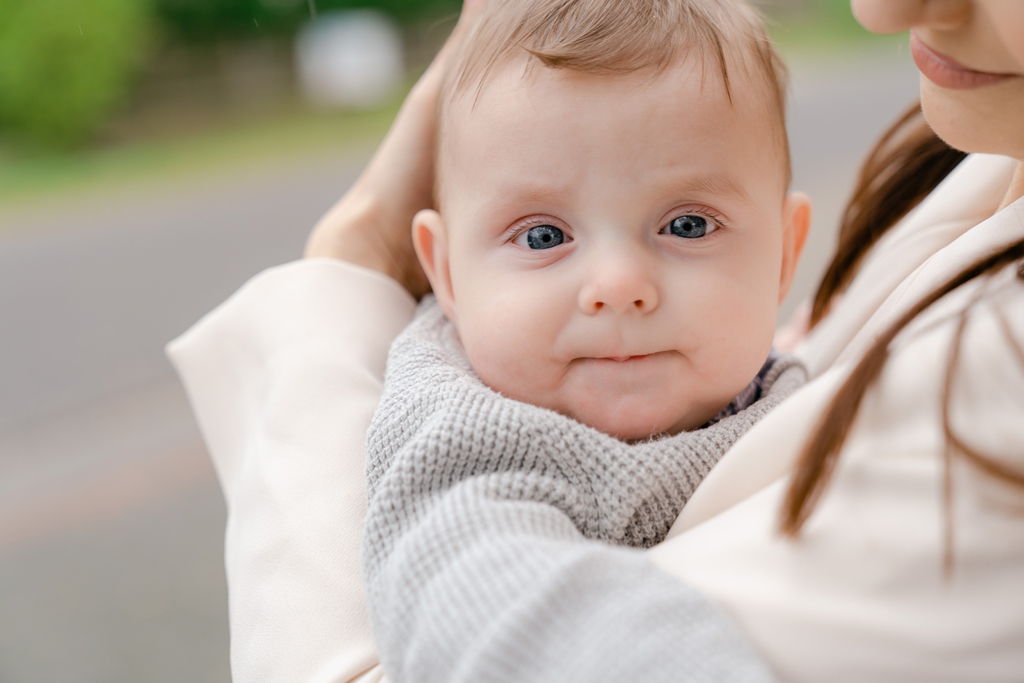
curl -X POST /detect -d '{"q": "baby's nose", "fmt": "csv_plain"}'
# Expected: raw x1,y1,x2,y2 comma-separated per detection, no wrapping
578,266,659,315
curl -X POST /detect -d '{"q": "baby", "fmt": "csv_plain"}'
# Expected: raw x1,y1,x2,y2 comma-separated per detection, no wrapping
407,0,810,441
365,0,809,673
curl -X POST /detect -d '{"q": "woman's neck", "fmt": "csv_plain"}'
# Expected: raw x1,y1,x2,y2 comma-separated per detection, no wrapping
1000,160,1024,210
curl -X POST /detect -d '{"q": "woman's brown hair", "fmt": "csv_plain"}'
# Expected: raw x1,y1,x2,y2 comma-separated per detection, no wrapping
809,102,966,326
782,102,1024,542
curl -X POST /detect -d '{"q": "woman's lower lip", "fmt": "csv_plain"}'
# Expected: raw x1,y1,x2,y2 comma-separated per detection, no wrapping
910,33,1015,90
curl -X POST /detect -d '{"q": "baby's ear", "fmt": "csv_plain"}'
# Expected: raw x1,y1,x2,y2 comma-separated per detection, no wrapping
779,192,811,303
412,209,458,321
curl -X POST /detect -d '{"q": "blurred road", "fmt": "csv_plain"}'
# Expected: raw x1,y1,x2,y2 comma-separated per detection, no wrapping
0,45,917,683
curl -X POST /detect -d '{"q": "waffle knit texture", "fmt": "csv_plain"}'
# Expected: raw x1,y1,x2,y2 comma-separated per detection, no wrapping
364,299,805,682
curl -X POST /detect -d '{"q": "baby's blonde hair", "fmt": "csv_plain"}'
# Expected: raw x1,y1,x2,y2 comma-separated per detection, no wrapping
437,0,791,195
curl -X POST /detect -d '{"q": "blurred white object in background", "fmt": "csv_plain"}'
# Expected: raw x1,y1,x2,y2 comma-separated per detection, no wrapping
295,10,404,109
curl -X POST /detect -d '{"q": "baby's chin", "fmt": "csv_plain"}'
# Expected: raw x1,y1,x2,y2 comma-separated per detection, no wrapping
487,380,722,441
562,400,715,443
488,381,696,441
473,362,725,441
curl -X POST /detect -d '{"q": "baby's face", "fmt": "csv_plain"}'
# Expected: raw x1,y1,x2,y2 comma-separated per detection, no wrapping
418,55,808,440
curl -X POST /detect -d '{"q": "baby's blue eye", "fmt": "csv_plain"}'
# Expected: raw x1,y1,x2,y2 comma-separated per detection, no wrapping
662,214,711,239
523,224,565,249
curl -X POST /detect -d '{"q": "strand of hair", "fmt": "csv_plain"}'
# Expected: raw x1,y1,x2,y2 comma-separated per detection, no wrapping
782,237,1024,537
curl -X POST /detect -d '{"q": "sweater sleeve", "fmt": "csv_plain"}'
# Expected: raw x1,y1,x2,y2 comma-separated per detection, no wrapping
363,307,794,682
167,259,415,683
368,476,777,683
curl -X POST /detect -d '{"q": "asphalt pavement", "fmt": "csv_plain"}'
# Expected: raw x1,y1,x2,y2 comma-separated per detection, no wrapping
0,44,918,683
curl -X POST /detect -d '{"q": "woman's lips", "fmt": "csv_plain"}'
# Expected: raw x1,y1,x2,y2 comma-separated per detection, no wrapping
910,33,1017,90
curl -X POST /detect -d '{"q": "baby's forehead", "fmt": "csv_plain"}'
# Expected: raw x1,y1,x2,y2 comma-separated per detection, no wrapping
446,51,728,116
438,53,788,189
444,56,724,158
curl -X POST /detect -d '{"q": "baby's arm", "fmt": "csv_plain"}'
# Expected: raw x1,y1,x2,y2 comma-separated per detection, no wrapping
366,472,774,682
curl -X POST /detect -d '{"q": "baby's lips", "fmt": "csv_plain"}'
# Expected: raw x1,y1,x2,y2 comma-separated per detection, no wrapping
584,352,659,363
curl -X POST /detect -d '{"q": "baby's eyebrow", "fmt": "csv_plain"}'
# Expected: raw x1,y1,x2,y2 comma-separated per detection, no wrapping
668,173,751,203
489,180,567,204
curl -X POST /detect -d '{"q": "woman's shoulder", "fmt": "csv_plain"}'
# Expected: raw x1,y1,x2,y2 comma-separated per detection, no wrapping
818,250,1020,481
800,154,1020,376
912,258,1024,458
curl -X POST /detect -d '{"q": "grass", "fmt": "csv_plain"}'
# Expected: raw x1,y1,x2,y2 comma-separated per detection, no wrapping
0,96,402,207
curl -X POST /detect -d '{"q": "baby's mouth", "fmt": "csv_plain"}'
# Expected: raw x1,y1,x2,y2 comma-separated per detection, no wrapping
581,351,667,364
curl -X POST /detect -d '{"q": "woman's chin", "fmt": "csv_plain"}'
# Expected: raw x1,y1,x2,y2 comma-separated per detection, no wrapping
920,80,1024,158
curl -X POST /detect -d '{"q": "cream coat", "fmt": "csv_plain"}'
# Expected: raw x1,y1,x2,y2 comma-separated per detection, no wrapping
168,153,1024,682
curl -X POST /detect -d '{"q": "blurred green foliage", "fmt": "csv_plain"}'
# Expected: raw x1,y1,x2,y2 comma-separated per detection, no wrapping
763,0,880,49
0,0,877,154
0,0,460,150
155,0,461,42
0,0,150,149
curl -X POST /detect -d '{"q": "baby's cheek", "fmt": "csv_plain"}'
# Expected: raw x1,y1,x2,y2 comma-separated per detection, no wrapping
460,317,519,376
460,321,559,407
465,342,532,402
690,288,776,384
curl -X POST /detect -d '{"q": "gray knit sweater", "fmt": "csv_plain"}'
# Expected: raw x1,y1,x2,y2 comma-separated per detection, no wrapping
364,299,805,682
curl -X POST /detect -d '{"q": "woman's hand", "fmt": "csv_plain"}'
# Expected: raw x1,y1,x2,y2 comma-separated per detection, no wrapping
304,1,486,297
